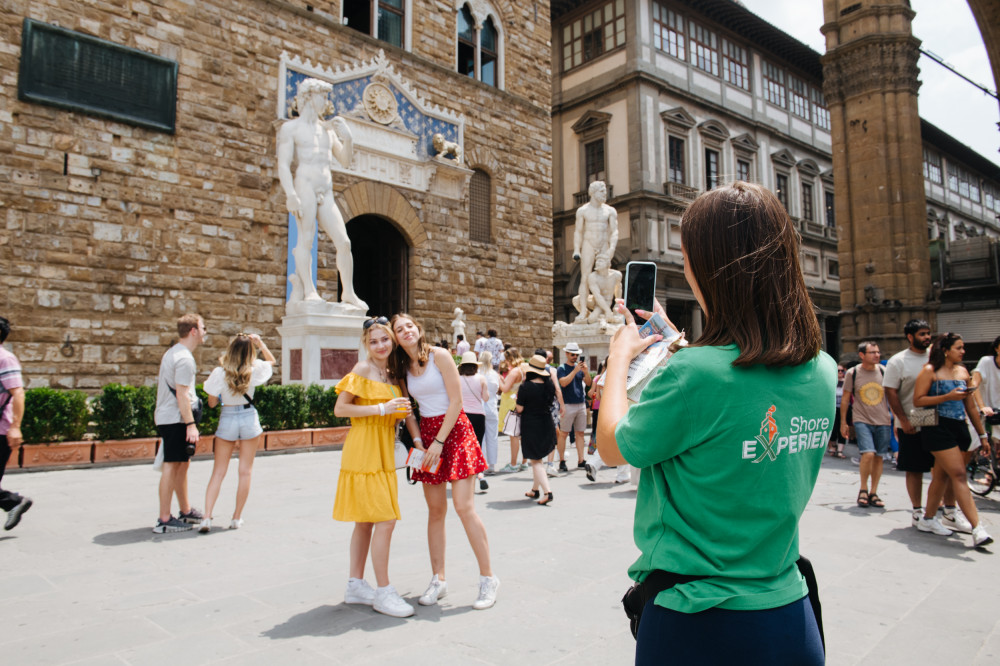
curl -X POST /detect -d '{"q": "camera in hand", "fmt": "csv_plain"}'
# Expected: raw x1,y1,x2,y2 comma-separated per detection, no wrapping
186,442,196,456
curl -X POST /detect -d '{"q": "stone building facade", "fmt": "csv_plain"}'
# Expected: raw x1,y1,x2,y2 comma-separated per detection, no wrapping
0,0,553,389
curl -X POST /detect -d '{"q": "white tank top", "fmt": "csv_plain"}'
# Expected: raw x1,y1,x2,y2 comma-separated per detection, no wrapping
407,350,451,417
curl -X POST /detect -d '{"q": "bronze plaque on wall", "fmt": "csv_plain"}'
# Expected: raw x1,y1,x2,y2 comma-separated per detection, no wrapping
18,18,177,133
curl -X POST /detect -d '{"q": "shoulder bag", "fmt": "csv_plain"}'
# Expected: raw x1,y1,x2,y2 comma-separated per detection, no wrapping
909,406,938,427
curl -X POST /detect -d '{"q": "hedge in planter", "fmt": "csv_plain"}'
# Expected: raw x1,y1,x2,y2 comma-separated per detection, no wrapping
255,384,308,431
306,384,348,428
21,388,89,444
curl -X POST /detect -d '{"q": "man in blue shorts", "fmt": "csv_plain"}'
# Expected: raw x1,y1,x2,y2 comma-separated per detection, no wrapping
841,341,890,509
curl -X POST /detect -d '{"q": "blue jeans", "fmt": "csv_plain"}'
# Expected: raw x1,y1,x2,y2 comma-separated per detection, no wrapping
635,596,823,665
855,422,891,455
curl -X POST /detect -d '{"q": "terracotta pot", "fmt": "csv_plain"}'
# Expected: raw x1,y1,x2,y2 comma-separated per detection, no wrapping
21,441,93,468
195,434,214,457
310,426,349,448
93,437,157,464
265,429,313,451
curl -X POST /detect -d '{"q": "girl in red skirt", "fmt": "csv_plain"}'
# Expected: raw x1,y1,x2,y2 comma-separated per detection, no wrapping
390,314,499,610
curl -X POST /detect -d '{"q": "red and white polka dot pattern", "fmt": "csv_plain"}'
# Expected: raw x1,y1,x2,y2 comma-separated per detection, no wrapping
412,411,487,485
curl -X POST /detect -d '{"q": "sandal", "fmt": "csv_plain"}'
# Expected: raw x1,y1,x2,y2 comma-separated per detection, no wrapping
868,493,884,508
857,489,870,507
525,489,540,499
537,492,554,506
834,452,847,459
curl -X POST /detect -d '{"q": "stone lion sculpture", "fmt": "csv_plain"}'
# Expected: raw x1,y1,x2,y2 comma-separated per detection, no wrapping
432,133,463,163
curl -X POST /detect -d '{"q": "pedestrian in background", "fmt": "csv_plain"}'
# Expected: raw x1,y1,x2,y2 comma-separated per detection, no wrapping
840,342,890,509
0,316,31,531
498,347,525,473
478,350,501,474
458,351,490,492
828,364,848,459
517,355,556,505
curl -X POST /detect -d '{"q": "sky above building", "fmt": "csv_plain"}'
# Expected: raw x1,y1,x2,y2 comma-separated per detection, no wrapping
739,0,1000,168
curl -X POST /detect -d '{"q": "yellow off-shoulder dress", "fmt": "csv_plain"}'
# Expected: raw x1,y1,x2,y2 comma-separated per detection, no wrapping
332,373,406,523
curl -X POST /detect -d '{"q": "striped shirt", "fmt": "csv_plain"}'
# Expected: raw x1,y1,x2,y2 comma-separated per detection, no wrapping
0,344,24,436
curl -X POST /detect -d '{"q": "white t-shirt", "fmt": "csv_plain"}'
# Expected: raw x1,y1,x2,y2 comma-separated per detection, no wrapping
882,348,930,418
203,359,273,406
974,355,1000,411
154,343,197,426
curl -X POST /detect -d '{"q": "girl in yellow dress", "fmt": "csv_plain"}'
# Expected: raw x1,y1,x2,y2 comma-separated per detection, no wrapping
333,317,415,618
498,347,525,472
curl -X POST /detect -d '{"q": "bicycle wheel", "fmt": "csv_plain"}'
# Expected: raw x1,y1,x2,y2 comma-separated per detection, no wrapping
968,450,995,496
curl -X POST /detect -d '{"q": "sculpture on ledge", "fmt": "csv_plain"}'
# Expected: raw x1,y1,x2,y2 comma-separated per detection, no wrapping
432,132,463,163
572,181,618,323
277,77,368,315
572,253,623,325
451,307,467,345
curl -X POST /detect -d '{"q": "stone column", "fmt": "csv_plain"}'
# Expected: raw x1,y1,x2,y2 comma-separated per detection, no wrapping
821,0,937,354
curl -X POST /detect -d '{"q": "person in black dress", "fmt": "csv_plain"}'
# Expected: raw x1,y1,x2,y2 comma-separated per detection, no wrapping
517,355,557,505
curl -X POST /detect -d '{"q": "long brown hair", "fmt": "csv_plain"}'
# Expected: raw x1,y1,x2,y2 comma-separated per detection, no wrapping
220,334,255,395
928,332,962,371
388,313,430,380
680,181,822,367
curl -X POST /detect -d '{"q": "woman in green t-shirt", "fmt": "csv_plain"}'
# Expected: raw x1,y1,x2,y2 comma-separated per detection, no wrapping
597,182,832,665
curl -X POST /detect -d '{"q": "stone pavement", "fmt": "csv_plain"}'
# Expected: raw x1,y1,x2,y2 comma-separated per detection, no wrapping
1,443,998,665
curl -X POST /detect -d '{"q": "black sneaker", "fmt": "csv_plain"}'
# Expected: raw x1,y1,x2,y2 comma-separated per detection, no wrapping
558,460,569,473
153,516,193,533
479,476,489,491
578,461,587,469
4,497,32,531
178,508,204,524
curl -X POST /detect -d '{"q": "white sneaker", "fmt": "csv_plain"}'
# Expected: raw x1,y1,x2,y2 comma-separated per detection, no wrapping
229,518,243,530
545,462,558,478
917,516,954,536
972,524,994,548
615,467,631,484
911,507,923,527
373,585,415,617
940,507,973,533
418,574,448,606
585,462,597,482
197,518,212,533
472,575,500,610
344,578,376,605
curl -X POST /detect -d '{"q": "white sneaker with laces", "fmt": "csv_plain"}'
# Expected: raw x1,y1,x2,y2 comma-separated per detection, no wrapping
472,575,500,610
585,462,597,482
940,507,973,533
344,578,376,605
418,574,448,606
917,516,954,536
911,507,923,527
373,585,415,617
198,518,211,533
229,518,243,530
615,466,631,484
972,524,994,548
545,462,558,478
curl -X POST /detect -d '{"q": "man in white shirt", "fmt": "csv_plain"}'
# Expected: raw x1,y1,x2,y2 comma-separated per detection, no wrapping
153,314,207,533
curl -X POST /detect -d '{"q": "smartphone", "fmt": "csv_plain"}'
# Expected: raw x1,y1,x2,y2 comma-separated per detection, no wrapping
964,385,978,394
624,261,657,320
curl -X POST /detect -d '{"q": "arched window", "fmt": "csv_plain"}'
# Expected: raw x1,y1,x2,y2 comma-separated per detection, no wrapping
470,169,491,243
455,3,502,89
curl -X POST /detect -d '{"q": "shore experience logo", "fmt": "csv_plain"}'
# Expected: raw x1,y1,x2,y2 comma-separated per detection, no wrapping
743,405,830,463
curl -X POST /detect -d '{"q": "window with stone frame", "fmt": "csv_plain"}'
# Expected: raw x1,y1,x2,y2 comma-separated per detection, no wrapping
653,3,685,59
801,182,814,221
923,148,942,184
585,139,606,184
668,136,686,184
736,159,751,182
775,172,789,211
456,4,500,88
722,39,749,90
984,182,1000,214
705,148,720,190
469,169,491,242
948,162,980,202
688,21,719,76
763,61,785,108
343,0,407,48
811,87,830,130
789,76,809,119
827,258,839,278
825,190,835,228
561,0,626,72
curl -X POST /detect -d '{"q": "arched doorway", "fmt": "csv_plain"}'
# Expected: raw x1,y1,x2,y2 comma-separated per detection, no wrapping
340,215,408,317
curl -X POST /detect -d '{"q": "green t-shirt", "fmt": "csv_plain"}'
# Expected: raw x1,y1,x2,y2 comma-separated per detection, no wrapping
616,344,836,613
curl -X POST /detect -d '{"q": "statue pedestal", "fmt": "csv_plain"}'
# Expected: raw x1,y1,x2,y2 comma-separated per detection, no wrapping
277,306,366,387
551,319,623,369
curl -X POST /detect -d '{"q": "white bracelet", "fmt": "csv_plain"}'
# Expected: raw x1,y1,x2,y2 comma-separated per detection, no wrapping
378,403,385,416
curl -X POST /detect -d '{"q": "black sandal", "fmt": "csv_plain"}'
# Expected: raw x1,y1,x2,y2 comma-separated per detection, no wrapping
857,489,870,507
868,493,884,508
525,489,540,499
537,492,554,506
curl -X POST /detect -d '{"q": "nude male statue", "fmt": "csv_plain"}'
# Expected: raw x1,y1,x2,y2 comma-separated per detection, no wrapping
571,254,623,324
276,78,368,311
572,181,618,323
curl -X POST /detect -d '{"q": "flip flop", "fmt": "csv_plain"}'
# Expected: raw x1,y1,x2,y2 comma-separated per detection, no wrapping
868,493,885,508
857,489,870,507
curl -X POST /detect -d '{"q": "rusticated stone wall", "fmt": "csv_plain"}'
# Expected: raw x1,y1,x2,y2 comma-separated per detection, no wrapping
0,0,553,388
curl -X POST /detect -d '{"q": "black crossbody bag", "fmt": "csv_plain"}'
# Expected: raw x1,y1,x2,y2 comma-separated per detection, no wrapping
622,556,824,653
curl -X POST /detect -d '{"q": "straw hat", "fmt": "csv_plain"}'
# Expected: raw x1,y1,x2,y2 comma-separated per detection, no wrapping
525,354,549,378
459,351,479,366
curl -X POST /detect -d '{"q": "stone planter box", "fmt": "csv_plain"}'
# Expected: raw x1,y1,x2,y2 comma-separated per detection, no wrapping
93,437,157,464
195,434,215,458
21,441,93,468
310,426,349,449
265,429,313,451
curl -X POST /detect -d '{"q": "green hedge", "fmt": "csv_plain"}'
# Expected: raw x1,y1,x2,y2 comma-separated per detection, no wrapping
21,388,89,444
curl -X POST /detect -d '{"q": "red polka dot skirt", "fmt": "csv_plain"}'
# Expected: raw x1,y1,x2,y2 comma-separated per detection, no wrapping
412,411,487,485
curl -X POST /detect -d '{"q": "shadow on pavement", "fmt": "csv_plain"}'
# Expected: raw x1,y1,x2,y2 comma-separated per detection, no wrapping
93,526,202,546
262,601,473,639
609,489,638,499
483,498,547,510
876,527,978,561
0,535,15,542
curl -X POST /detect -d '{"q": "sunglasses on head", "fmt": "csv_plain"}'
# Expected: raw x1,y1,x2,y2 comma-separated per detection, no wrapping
363,316,389,331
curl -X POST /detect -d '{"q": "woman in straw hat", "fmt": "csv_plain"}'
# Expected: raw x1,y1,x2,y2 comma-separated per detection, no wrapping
517,354,558,505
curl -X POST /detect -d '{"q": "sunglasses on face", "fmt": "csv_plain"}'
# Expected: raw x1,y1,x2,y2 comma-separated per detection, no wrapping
363,316,389,331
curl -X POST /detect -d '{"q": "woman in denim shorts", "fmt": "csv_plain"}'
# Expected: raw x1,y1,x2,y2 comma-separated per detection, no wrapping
199,333,275,532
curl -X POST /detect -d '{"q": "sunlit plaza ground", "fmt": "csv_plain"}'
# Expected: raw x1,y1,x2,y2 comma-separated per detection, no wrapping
2,440,999,665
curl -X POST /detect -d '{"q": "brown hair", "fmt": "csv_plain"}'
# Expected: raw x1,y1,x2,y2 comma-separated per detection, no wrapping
220,334,255,395
928,332,962,370
680,181,822,367
388,313,430,380
177,314,203,338
499,347,523,375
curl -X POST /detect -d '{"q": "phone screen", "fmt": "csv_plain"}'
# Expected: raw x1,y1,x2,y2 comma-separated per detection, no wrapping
625,262,657,319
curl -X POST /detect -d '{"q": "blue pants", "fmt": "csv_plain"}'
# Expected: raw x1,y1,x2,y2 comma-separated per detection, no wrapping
635,596,823,665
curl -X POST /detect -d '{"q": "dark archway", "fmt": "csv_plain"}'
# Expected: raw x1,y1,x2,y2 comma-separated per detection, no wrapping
340,215,409,317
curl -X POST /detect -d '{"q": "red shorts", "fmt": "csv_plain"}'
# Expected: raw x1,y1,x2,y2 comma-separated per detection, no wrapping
412,411,487,485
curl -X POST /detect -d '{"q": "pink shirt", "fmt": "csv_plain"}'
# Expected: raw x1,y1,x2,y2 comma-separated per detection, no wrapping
460,374,486,415
0,344,24,436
